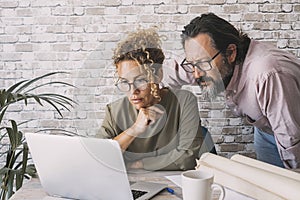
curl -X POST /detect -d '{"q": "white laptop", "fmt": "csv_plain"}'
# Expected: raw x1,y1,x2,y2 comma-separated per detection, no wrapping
25,133,167,200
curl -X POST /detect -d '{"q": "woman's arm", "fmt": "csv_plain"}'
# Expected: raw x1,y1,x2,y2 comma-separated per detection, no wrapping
140,91,203,171
99,104,164,152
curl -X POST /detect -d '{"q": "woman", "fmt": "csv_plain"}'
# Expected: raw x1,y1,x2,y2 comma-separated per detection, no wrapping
97,28,204,171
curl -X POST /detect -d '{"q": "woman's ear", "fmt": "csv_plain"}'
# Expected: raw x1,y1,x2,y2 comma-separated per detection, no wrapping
154,67,163,83
226,44,237,64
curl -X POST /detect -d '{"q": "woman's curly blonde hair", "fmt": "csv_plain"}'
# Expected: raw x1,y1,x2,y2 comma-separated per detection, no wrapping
113,28,165,101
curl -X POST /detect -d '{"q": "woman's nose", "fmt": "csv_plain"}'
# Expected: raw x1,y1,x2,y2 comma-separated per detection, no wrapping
129,85,140,95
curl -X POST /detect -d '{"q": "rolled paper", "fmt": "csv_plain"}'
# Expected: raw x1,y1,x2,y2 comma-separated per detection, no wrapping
231,154,300,181
197,153,300,200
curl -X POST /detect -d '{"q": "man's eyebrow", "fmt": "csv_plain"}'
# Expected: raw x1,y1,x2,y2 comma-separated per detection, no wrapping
186,56,211,63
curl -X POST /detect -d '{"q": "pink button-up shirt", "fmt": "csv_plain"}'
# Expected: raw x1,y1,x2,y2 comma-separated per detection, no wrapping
163,40,300,169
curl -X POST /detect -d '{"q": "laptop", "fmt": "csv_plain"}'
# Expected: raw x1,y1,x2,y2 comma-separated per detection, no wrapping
25,133,167,200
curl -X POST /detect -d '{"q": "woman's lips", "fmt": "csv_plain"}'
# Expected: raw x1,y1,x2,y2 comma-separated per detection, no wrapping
131,98,143,104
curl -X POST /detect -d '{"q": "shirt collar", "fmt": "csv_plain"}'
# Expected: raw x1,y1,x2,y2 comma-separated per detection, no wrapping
226,40,254,93
226,63,242,93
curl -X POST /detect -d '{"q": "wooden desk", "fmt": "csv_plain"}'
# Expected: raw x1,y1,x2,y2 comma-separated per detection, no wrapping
10,170,183,200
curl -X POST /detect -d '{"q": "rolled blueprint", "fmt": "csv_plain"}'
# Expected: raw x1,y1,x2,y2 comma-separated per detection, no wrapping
197,153,300,200
231,154,300,181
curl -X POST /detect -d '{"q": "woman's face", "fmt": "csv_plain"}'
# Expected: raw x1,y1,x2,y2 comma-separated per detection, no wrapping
116,60,156,110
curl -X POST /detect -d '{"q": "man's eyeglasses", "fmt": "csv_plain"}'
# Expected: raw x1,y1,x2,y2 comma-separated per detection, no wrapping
115,78,149,92
180,51,221,73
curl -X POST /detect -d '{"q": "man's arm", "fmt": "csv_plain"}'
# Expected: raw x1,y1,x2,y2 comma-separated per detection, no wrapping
257,72,300,169
162,59,196,88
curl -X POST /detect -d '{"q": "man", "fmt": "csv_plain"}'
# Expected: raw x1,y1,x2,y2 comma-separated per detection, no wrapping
164,13,300,169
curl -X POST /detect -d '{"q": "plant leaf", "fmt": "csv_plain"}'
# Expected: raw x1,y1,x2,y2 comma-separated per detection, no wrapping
0,71,76,198
25,164,37,177
6,80,28,93
15,71,69,93
0,107,8,125
6,169,15,199
15,143,28,190
40,98,63,117
0,167,10,175
6,128,16,150
24,81,76,94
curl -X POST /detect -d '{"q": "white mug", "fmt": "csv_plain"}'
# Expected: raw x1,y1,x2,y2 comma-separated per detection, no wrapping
181,170,225,200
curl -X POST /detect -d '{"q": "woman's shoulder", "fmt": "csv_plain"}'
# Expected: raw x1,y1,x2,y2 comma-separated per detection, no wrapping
106,96,130,110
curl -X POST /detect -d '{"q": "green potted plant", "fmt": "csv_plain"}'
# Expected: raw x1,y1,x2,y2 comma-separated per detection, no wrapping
0,71,76,200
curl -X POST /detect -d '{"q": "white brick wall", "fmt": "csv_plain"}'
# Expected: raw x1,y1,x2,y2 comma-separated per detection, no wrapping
1,0,299,158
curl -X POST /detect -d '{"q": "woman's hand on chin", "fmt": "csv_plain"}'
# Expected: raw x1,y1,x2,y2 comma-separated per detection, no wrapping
126,160,143,169
131,105,165,134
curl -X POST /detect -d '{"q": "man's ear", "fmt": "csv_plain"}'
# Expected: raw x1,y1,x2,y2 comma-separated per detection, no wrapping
226,44,237,63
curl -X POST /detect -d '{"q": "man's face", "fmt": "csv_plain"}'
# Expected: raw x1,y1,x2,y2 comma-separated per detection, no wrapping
184,33,234,99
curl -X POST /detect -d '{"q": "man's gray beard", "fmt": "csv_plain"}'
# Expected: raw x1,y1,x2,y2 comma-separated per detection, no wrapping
201,80,225,100
201,61,232,100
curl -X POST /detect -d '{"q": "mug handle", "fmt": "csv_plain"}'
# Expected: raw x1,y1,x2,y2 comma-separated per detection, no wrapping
211,183,225,200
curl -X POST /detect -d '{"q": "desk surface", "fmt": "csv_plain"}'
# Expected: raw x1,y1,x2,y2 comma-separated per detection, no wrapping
10,170,183,200
10,170,224,200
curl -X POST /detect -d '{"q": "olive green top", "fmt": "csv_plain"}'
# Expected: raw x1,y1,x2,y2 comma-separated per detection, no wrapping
97,88,203,171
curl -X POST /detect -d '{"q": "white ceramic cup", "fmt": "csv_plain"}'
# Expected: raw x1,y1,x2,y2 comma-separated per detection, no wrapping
181,170,225,200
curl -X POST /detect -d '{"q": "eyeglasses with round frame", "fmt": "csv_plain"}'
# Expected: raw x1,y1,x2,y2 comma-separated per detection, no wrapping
180,51,221,73
115,78,149,92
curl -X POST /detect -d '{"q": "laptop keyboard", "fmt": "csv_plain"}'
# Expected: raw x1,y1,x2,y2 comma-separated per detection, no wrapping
131,189,148,199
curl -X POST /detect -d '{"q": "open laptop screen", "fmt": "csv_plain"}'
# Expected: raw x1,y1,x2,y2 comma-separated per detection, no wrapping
25,133,166,200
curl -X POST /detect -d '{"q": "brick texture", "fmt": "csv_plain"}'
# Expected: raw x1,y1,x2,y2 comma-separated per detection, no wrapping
1,0,299,160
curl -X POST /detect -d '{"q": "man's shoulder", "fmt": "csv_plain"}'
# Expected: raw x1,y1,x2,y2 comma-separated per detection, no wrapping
246,40,278,63
242,41,300,84
244,40,286,75
170,87,195,95
246,40,298,67
168,88,197,101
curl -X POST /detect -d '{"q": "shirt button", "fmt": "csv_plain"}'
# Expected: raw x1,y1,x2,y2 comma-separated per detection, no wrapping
233,90,237,93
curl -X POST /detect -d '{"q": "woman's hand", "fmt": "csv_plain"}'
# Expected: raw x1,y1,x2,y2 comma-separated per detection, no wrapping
131,105,164,135
114,105,164,151
126,160,144,169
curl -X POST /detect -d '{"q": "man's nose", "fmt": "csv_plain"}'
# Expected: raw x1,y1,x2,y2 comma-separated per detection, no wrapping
193,67,206,79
